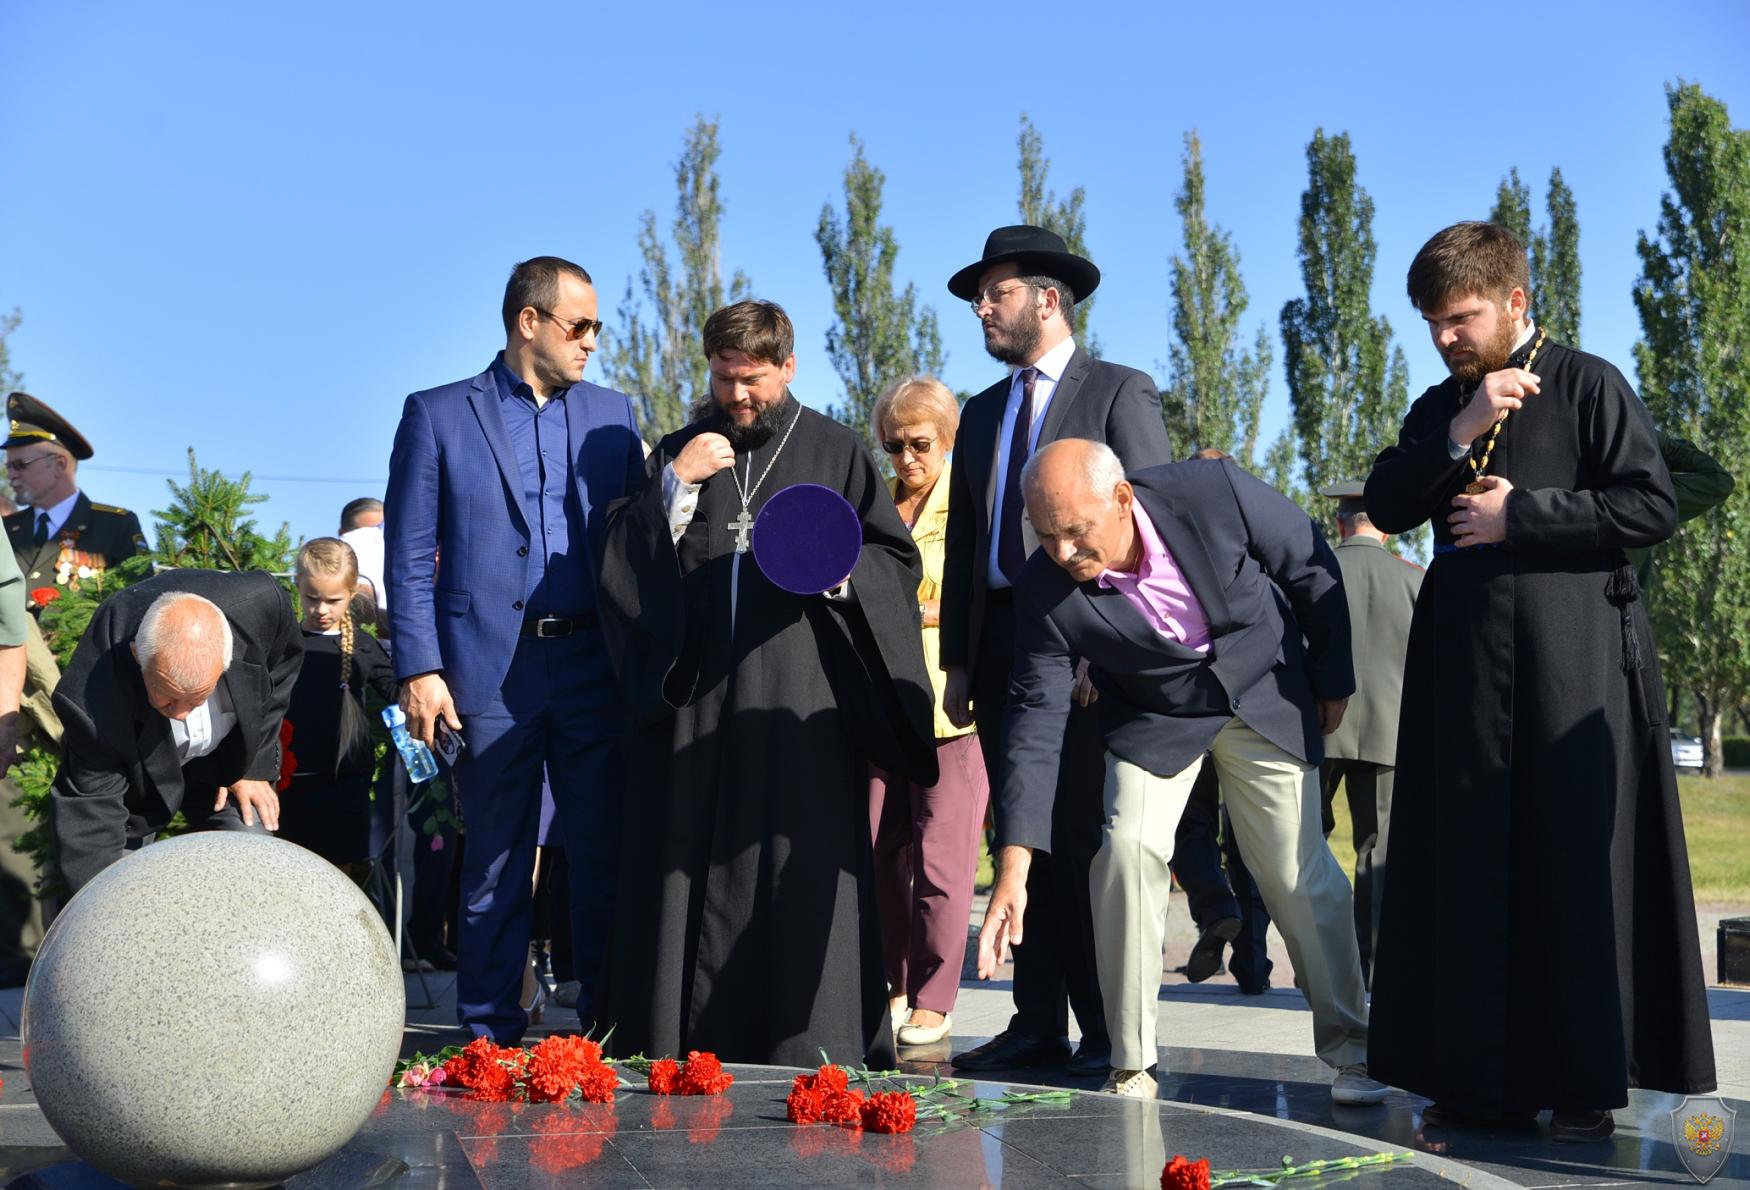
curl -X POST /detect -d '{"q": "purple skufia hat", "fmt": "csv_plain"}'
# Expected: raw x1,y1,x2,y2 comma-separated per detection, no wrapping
753,483,863,595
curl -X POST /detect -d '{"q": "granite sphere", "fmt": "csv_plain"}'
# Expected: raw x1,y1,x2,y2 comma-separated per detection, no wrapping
22,832,405,1188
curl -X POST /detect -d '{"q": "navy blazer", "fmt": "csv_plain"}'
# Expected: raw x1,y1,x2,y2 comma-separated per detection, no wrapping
384,364,645,715
940,346,1174,684
998,459,1355,853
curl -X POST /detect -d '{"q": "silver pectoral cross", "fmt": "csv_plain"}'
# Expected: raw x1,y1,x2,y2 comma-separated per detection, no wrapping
729,507,754,554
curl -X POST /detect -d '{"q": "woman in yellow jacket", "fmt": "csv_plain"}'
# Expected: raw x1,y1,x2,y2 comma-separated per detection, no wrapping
867,377,990,1048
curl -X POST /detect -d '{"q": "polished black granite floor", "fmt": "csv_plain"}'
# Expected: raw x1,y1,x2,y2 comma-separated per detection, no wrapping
1,1037,1744,1187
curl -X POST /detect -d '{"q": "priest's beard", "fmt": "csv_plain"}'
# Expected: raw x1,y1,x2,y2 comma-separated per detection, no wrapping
983,303,1044,365
713,394,791,452
1443,316,1520,387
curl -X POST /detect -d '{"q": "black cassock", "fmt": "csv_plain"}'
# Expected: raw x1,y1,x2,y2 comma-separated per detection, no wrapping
599,396,938,1068
1365,339,1716,1111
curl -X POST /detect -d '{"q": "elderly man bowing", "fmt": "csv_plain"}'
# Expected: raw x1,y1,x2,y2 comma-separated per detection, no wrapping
50,570,303,893
977,440,1381,1105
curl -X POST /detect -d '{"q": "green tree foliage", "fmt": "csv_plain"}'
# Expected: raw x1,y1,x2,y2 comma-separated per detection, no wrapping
1279,130,1411,516
816,135,945,445
1489,167,1583,345
1160,132,1271,467
602,115,750,440
1634,82,1750,776
1017,114,1097,352
0,308,21,393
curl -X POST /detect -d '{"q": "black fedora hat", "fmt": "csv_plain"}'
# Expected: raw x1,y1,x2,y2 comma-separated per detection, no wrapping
5,392,94,460
947,225,1101,303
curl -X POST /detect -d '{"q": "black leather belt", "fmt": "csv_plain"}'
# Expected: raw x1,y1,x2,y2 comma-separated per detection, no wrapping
521,611,597,638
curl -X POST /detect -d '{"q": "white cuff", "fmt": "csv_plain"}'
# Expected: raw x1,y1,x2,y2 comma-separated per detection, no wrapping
1447,436,1470,461
661,463,703,545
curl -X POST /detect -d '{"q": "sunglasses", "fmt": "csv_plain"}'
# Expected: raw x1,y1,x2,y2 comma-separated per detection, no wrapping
881,437,937,457
536,308,605,340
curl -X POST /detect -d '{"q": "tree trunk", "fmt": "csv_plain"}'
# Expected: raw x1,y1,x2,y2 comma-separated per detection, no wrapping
1698,690,1722,778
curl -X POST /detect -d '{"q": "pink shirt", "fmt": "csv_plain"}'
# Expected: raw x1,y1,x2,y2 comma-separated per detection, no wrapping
1096,501,1212,653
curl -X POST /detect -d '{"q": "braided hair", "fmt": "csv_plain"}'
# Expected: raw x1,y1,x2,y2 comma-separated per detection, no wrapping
296,537,369,775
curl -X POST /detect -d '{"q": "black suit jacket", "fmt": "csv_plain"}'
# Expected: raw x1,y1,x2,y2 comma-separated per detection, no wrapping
997,460,1354,852
50,569,304,892
940,346,1174,683
6,491,148,592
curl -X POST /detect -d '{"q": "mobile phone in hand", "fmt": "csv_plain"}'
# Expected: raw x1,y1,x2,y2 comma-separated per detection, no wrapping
433,721,466,767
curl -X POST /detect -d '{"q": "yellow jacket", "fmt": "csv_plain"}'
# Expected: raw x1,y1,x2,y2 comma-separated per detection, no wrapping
890,463,974,741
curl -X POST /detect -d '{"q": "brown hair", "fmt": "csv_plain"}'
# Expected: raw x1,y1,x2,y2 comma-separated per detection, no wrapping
502,256,593,336
1406,221,1530,312
702,299,794,365
296,537,368,774
872,376,961,452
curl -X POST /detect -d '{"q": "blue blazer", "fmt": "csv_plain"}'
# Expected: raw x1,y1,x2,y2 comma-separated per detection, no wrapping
998,459,1354,853
384,363,645,715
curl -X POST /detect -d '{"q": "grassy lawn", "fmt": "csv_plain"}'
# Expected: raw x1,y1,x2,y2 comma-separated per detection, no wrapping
975,773,1749,904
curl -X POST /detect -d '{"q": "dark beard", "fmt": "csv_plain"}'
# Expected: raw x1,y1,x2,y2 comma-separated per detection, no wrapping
983,305,1044,366
1444,318,1519,387
714,394,792,452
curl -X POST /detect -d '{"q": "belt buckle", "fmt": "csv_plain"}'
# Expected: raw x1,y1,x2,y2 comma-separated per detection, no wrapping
533,616,570,639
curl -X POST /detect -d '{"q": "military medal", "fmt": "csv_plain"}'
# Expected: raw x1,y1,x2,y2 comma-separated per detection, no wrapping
1464,327,1547,495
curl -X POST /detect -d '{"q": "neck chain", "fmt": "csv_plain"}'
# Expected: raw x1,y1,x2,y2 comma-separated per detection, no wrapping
1465,327,1547,495
726,403,802,554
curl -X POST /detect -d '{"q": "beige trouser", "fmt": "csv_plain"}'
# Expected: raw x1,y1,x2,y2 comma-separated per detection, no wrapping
1091,719,1370,1072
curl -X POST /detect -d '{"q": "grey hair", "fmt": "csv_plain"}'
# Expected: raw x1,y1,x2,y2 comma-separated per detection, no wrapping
1020,439,1126,505
136,592,233,687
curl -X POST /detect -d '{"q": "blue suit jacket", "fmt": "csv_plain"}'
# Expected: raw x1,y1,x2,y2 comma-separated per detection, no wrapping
384,363,645,715
998,459,1354,852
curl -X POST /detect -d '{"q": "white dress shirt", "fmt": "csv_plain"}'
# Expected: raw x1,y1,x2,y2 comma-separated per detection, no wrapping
27,489,81,541
988,335,1078,588
169,679,238,764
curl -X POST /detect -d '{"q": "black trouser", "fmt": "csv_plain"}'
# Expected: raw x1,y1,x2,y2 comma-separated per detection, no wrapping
973,595,1107,1045
1220,802,1274,991
1320,759,1393,987
1177,758,1272,989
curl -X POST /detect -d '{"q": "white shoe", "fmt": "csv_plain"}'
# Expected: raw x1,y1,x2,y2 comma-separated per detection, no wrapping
896,1012,952,1046
1331,1063,1388,1105
1100,1068,1157,1098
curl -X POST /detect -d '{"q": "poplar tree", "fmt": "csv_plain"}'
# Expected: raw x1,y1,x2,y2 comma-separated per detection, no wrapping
1279,130,1410,510
816,135,945,445
1017,114,1097,351
1634,82,1750,776
1490,167,1583,345
602,116,750,440
0,309,21,393
1161,132,1270,467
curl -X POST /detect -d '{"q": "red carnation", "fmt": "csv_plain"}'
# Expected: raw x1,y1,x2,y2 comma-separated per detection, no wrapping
275,719,298,792
466,1061,518,1103
821,1087,866,1125
1162,1155,1212,1190
647,1057,682,1095
677,1050,734,1095
811,1064,850,1094
860,1090,917,1134
786,1083,827,1124
28,587,58,608
576,1061,619,1103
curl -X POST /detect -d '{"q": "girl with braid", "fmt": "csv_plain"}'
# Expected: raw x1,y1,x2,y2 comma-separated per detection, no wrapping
281,537,398,878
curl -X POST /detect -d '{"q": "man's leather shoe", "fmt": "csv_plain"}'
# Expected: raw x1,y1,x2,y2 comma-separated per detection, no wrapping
1550,1109,1614,1143
1066,1038,1111,1075
1422,1103,1537,1129
1185,917,1240,983
950,1031,1070,1071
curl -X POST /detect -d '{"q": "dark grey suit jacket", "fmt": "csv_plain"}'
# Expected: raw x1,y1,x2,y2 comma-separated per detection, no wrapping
50,569,304,892
940,346,1174,684
998,460,1355,853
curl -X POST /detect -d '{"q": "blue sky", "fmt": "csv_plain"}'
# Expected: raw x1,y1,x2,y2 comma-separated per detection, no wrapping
2,0,1745,542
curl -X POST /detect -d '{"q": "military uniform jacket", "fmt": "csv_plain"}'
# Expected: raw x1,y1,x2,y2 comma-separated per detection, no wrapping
1320,536,1422,766
6,492,147,595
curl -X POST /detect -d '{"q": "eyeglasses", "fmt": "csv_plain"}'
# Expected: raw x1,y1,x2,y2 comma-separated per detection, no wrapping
968,282,1035,314
4,454,57,474
536,308,605,340
881,436,938,457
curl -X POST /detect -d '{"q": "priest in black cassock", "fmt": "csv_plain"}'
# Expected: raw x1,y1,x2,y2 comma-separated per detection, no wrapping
599,299,938,1068
1365,222,1715,1142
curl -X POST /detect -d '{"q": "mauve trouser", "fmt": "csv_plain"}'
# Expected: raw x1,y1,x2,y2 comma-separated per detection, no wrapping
868,732,990,1014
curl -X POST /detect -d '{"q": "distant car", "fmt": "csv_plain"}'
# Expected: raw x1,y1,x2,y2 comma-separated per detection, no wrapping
1671,733,1705,773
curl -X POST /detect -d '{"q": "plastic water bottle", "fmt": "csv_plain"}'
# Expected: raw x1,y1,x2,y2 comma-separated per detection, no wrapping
382,705,439,783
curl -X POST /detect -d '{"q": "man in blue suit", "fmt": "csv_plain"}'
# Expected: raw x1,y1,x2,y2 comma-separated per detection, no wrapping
386,256,644,1042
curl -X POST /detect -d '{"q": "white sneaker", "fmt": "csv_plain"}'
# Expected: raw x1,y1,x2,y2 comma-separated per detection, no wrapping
1331,1063,1389,1105
896,1012,953,1046
1100,1068,1157,1099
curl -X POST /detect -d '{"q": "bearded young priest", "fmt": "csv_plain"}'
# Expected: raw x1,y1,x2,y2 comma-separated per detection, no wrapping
598,299,938,1068
1364,222,1715,1141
